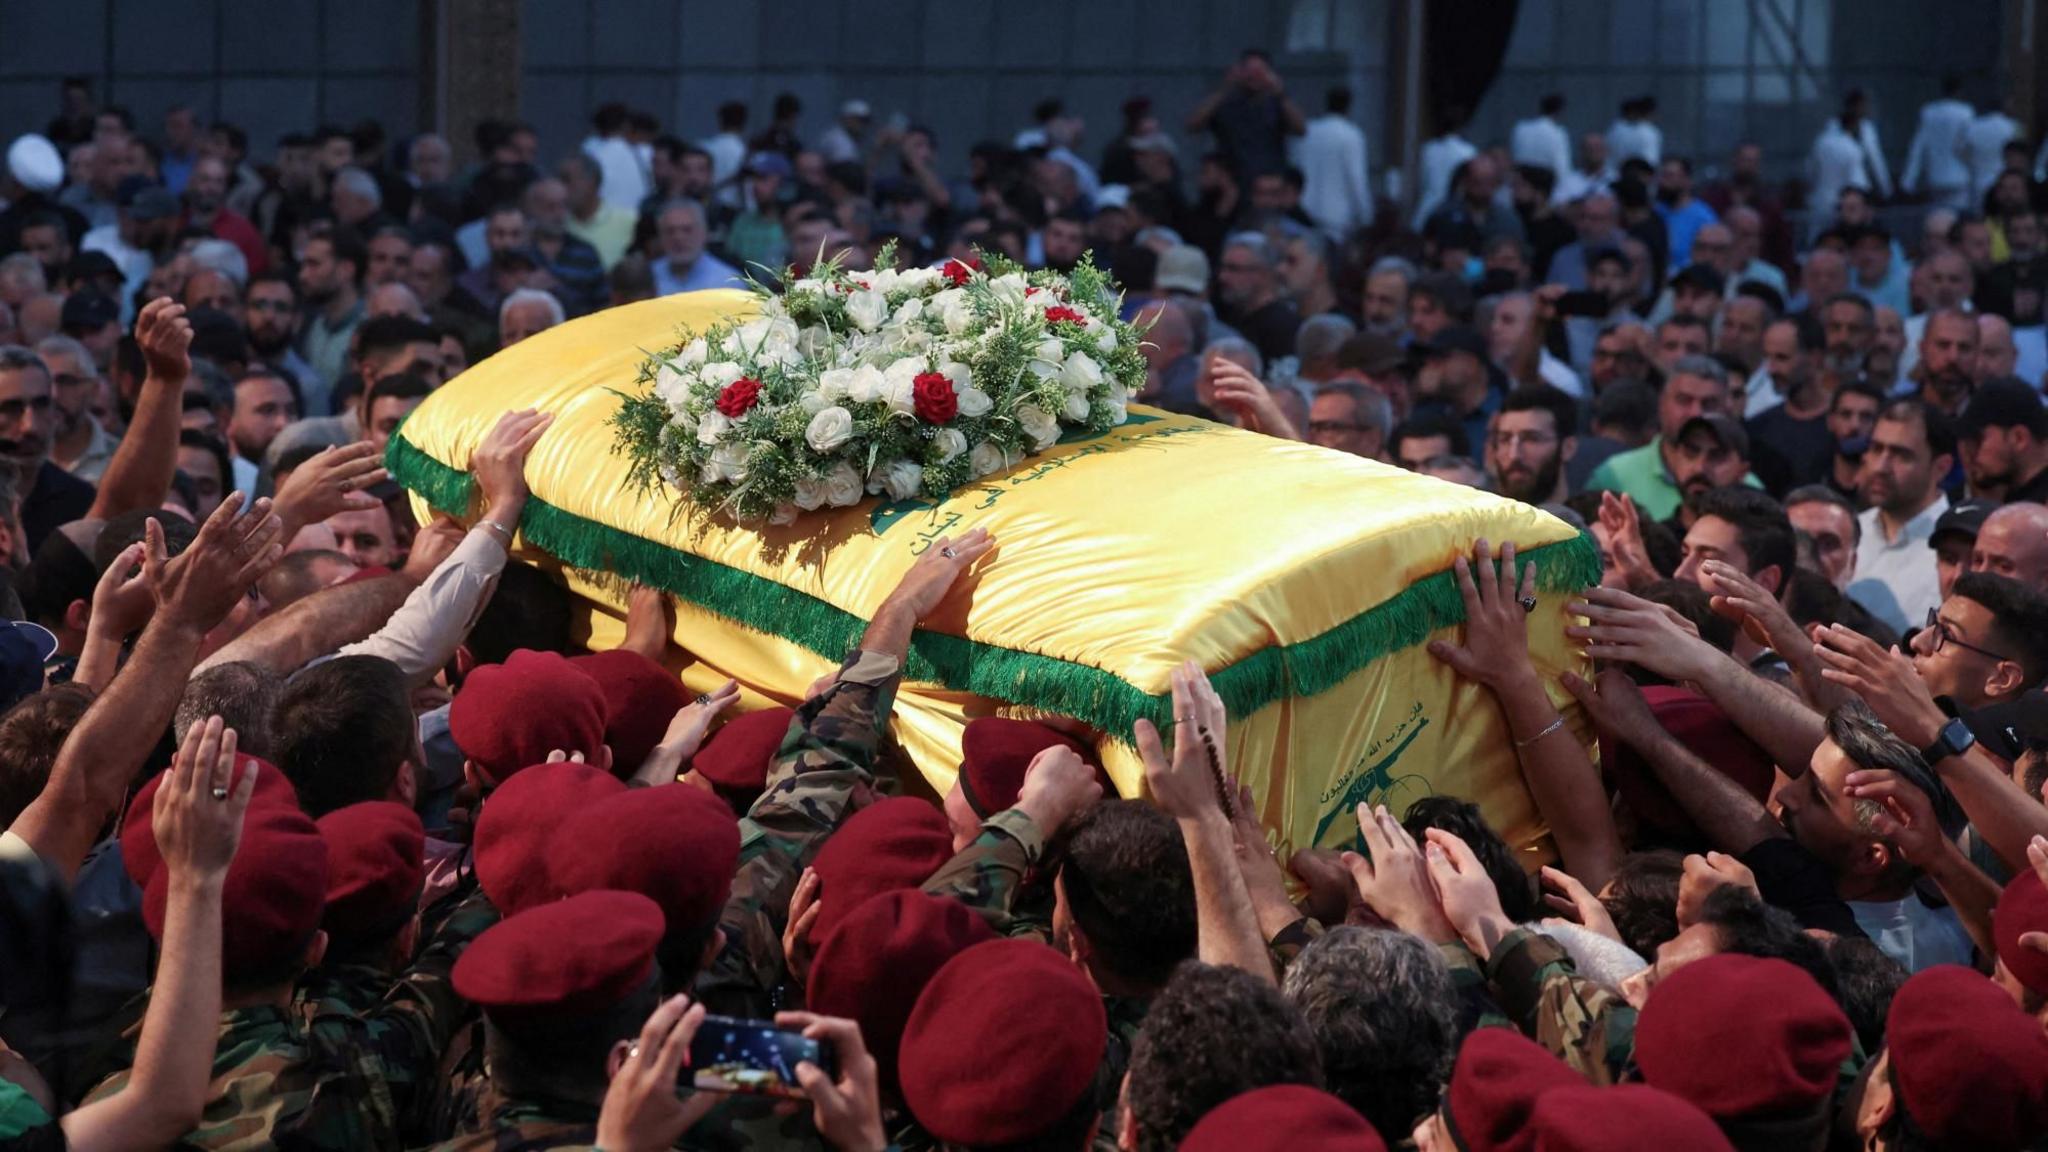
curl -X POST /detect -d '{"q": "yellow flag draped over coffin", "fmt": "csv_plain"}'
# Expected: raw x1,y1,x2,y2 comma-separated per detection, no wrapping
388,290,1599,863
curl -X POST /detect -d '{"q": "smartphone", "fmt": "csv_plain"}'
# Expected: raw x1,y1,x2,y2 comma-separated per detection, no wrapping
686,1015,833,1099
1552,290,1610,318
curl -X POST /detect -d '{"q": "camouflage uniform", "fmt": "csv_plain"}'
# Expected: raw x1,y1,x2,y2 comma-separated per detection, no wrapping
1481,926,1634,1084
697,649,896,1019
81,1004,402,1151
1437,940,1517,1035
420,1087,598,1152
921,807,1052,942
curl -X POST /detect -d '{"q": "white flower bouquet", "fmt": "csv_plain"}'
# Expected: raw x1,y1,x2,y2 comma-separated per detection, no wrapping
610,246,1147,524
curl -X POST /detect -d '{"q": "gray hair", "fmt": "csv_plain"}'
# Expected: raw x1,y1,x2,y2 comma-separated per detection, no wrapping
0,254,46,297
185,237,248,288
33,334,94,372
0,345,48,379
1668,353,1730,388
1295,314,1357,365
658,197,707,227
1316,381,1393,436
1283,926,1459,1137
332,166,383,210
175,661,282,761
1204,336,1264,379
1366,255,1418,284
500,287,565,328
1221,231,1279,269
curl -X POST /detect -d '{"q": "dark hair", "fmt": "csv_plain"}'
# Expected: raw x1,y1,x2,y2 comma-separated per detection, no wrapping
174,661,281,763
1282,926,1457,1138
313,226,368,282
365,371,433,415
1402,796,1536,922
1500,384,1579,438
1600,849,1684,958
465,563,573,665
271,656,415,817
1057,800,1196,991
1691,487,1796,583
1325,87,1353,115
1591,379,1660,439
0,684,95,827
1824,934,1906,1056
1540,92,1566,116
1697,885,1839,1003
354,315,438,365
591,102,631,135
715,100,748,131
1390,413,1470,460
487,968,663,1100
1410,272,1473,322
1126,963,1323,1152
1952,571,2048,687
1877,398,1958,463
1830,378,1888,414
1635,579,1735,656
1640,520,1684,582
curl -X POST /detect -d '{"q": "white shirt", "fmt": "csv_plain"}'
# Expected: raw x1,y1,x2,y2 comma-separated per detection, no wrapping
1536,349,1582,397
1743,367,1781,420
1851,894,1976,974
1733,258,1788,297
1510,115,1573,183
1961,112,2020,200
1297,113,1373,240
1410,134,1476,230
700,131,747,206
1807,122,1875,225
1902,98,1973,193
819,125,861,165
81,224,151,325
582,135,648,211
1605,118,1662,167
1849,493,1949,634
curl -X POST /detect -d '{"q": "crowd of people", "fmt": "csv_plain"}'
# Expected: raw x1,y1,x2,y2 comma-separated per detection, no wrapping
4,53,2048,1152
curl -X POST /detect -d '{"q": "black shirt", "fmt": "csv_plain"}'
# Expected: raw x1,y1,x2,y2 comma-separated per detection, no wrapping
1746,403,1834,494
2006,462,2048,506
22,462,95,557
1229,299,1302,366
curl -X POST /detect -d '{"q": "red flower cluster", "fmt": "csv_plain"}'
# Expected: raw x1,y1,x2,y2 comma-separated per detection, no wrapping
912,372,958,424
941,259,976,287
1043,305,1088,327
716,377,764,418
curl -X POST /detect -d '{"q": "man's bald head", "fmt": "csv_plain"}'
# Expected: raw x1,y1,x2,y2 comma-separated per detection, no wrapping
1977,313,2019,380
1138,301,1193,361
1971,503,2048,588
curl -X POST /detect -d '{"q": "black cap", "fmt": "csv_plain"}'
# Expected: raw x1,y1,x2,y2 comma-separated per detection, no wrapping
1958,378,2048,439
1677,413,1750,458
1669,263,1726,297
1413,325,1489,363
186,308,248,366
64,251,120,284
0,620,59,712
59,290,119,334
1930,498,1998,548
494,245,543,270
1966,691,2048,763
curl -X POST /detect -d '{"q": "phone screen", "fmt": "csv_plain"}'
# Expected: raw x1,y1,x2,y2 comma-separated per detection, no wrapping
686,1015,832,1100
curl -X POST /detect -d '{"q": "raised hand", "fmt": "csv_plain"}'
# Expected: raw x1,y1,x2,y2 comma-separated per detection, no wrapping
152,717,256,883
273,442,387,535
135,298,193,386
1428,539,1538,692
776,1012,888,1152
2022,837,2048,960
886,527,995,620
1423,828,1514,958
1844,770,1948,868
1565,585,1722,685
621,585,673,660
89,541,157,640
473,408,556,528
595,994,717,1152
1596,492,1657,589
1813,624,1947,750
652,679,739,762
1135,661,1229,822
1207,358,1299,440
1675,852,1759,929
1342,803,1457,943
1560,667,1668,752
1540,865,1622,943
151,494,285,633
401,514,467,582
1014,742,1103,834
782,867,821,988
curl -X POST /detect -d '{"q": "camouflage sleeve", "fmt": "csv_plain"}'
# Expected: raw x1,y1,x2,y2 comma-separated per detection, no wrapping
699,650,898,1015
362,886,499,1141
1437,940,1516,1035
921,808,1044,931
1264,915,1323,973
1483,926,1634,1084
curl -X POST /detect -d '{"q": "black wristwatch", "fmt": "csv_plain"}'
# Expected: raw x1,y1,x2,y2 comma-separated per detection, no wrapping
1919,717,1976,765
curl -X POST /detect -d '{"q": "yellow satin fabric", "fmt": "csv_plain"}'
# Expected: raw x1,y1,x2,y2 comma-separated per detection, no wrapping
397,291,1593,862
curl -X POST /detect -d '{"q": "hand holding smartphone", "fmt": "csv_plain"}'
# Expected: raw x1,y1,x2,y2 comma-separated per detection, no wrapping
686,1015,836,1100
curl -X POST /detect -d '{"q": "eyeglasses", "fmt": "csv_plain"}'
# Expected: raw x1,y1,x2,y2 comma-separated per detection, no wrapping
0,395,52,422
1923,607,2011,662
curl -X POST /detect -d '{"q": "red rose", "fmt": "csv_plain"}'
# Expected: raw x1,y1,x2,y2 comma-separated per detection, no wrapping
716,377,764,418
912,372,958,424
942,259,974,287
1044,305,1087,327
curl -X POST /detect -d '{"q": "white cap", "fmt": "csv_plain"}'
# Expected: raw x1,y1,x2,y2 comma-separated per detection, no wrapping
7,135,62,193
1094,184,1131,210
841,99,872,119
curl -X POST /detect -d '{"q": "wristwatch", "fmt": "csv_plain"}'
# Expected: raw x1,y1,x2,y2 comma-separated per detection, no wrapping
1918,717,1976,765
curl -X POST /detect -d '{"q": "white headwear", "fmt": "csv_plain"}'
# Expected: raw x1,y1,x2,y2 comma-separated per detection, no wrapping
6,135,62,193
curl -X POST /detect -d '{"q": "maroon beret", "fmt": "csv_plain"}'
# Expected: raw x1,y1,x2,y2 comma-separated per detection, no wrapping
807,889,996,1097
1443,1028,1585,1152
315,801,426,949
454,889,664,1023
121,754,299,889
1888,964,2048,1150
1994,866,2048,997
958,717,1100,818
448,649,607,784
809,797,954,945
1181,1085,1388,1152
1634,954,1851,1120
1529,1085,1733,1151
1604,687,1775,843
899,938,1107,1146
571,650,689,776
473,762,626,916
552,784,741,940
144,804,329,985
691,706,793,793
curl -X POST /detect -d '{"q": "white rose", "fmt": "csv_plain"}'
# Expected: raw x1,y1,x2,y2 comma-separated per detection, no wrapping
1027,336,1066,380
939,361,973,392
897,266,941,293
989,273,1029,305
1104,396,1128,425
845,364,888,404
708,442,750,482
806,406,855,452
769,503,800,526
955,386,993,417
797,390,830,415
797,324,833,359
653,361,691,407
701,360,745,389
889,296,926,329
696,409,733,446
933,289,976,335
869,268,901,295
881,358,924,416
970,441,1012,477
1095,326,1118,353
876,458,923,501
846,289,890,332
817,367,856,402
823,461,863,506
1062,392,1090,422
793,278,828,296
676,337,709,367
1060,351,1103,393
933,427,968,462
1016,404,1060,449
792,475,828,510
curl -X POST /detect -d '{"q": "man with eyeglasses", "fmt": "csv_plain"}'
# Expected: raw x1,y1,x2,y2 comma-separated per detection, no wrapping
1909,573,2048,713
1305,380,1391,461
1487,385,1576,505
34,333,114,483
0,343,93,551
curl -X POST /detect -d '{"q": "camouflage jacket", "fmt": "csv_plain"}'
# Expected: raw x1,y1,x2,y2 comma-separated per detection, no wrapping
1437,940,1517,1035
921,807,1051,941
1089,994,1150,1152
82,1003,402,1151
698,650,896,1018
420,1090,598,1152
1483,926,1633,1084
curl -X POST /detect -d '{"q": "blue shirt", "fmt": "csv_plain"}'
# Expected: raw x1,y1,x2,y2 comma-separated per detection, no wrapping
1654,198,1720,269
653,252,743,296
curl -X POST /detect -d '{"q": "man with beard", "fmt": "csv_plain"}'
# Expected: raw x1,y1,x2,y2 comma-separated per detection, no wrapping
1359,257,1412,338
1409,326,1503,459
0,345,94,551
1586,317,1654,394
1215,232,1299,363
1958,378,2048,504
1589,354,1743,519
1662,414,1754,532
1747,316,1833,492
1851,399,1957,633
224,366,297,497
1910,308,1980,419
1673,484,1796,673
1787,485,1861,592
1824,380,1887,502
1818,292,1875,388
1653,156,1719,270
1976,313,2019,380
1867,305,1906,393
1488,385,1576,505
295,227,366,407
180,154,265,277
243,272,318,408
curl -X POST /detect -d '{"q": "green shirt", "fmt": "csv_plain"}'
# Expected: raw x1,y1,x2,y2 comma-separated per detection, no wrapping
1586,438,1764,521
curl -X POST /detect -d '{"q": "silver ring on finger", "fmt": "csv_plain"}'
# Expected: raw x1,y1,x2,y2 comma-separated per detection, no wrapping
940,547,957,559
694,694,710,707
626,1042,641,1061
1519,596,1538,614
210,786,230,801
